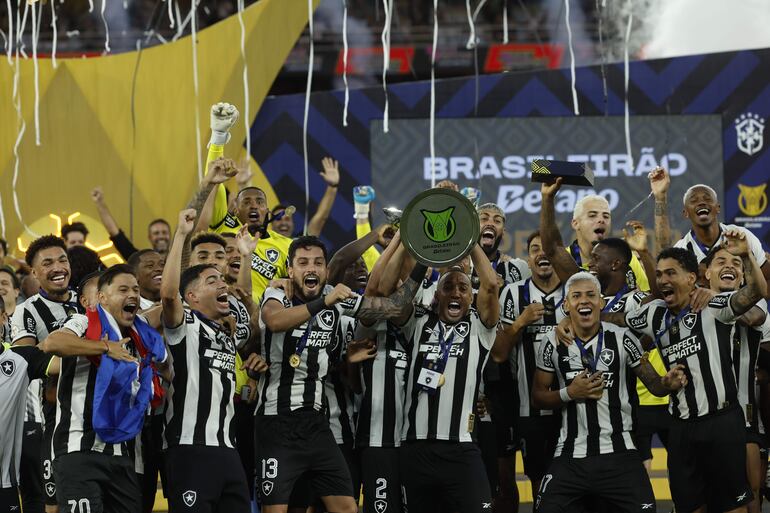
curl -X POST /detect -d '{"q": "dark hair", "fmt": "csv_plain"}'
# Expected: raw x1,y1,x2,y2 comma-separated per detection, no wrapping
0,294,5,311
126,249,159,270
77,270,102,299
272,203,287,214
68,246,104,287
148,219,170,230
25,235,67,266
180,264,217,296
0,238,7,255
288,236,327,266
657,247,699,274
61,222,89,240
596,237,632,266
526,231,541,251
702,246,740,269
236,186,266,200
220,232,236,239
190,232,227,252
97,264,136,290
0,266,20,290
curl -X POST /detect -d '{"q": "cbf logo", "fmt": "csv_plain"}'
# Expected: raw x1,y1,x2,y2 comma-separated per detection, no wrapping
421,207,456,243
735,112,765,156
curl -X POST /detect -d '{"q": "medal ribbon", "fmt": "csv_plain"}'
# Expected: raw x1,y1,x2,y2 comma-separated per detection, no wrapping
294,317,315,359
522,278,566,311
39,288,80,315
431,322,456,374
689,226,723,257
602,284,629,313
573,330,604,373
569,240,583,267
652,307,692,353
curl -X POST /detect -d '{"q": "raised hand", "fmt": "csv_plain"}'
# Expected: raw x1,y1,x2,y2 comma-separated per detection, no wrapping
435,180,459,191
662,363,688,391
177,209,197,236
236,225,259,256
205,157,238,185
269,278,294,300
320,157,340,187
324,283,355,306
623,221,649,253
648,167,670,199
353,186,376,205
688,287,716,313
555,316,573,346
91,187,105,204
346,339,377,363
541,177,564,198
722,229,750,257
210,102,239,144
235,158,253,188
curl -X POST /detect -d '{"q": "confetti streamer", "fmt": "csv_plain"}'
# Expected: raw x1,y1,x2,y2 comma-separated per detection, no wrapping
342,0,349,127
101,0,110,53
236,0,250,156
88,0,94,13
11,20,36,238
191,0,202,181
502,1,508,44
31,0,40,146
4,0,12,65
624,2,633,159
18,1,28,58
167,0,175,28
564,0,579,115
380,0,392,133
302,0,314,233
50,0,58,68
429,0,438,187
465,0,488,49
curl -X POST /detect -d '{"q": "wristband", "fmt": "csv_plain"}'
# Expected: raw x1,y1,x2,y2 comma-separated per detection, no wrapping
354,202,370,220
559,387,573,403
209,130,230,146
409,263,429,283
307,296,326,317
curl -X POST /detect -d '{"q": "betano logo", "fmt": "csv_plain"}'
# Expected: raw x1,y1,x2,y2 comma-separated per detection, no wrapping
738,184,768,217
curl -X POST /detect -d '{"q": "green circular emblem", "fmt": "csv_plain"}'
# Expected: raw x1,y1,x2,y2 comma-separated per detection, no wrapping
400,189,480,267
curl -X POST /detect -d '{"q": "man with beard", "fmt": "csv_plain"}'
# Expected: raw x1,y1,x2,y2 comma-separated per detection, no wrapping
492,232,564,498
126,250,165,311
60,223,88,250
255,235,426,513
475,203,530,286
161,209,267,513
532,272,686,512
41,264,164,513
704,247,770,513
648,168,770,297
91,187,171,258
615,238,766,513
12,235,84,513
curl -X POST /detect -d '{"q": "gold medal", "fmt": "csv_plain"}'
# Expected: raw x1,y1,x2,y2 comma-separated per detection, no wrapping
289,354,301,368
438,374,446,387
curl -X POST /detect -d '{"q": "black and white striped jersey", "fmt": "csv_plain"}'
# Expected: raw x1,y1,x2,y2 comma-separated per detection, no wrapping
53,313,136,457
355,320,410,448
0,344,52,487
499,279,566,417
164,309,237,449
675,223,768,265
401,306,496,443
626,293,740,419
471,255,531,291
326,316,355,445
2,316,42,426
732,301,770,433
11,291,82,427
536,323,643,458
257,286,362,416
228,294,251,350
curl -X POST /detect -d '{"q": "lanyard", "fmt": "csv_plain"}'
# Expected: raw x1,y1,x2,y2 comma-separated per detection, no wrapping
522,279,566,311
574,330,603,373
652,307,692,351
191,310,225,332
569,240,583,267
432,322,456,373
39,288,79,314
602,285,629,313
294,318,314,358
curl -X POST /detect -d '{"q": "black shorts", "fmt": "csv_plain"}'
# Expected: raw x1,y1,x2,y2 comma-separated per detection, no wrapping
41,423,56,506
53,451,141,513
360,447,401,513
487,363,518,457
518,415,560,482
535,451,655,513
633,405,671,462
400,440,492,513
668,407,753,513
165,445,250,513
0,486,21,513
19,422,44,513
254,411,354,505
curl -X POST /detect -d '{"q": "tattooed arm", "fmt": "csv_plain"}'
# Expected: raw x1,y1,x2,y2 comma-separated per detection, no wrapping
355,262,428,325
724,230,767,316
635,361,687,397
649,167,672,252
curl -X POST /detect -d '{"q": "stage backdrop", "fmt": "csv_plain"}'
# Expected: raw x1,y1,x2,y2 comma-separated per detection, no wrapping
251,48,770,256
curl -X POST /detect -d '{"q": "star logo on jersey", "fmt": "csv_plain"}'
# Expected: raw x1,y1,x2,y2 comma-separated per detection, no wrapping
45,483,56,497
608,298,626,313
0,360,15,377
682,313,698,331
599,348,615,367
262,480,274,496
374,499,388,513
453,322,470,338
265,249,280,263
182,490,197,507
316,311,335,330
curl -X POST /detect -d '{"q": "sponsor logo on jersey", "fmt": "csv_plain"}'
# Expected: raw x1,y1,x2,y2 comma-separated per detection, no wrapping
627,313,648,331
662,334,702,362
251,254,278,280
708,294,729,309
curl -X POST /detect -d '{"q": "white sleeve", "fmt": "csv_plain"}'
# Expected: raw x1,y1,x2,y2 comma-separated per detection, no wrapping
535,332,557,372
10,305,37,344
498,284,518,326
744,228,767,267
261,287,289,308
62,314,89,338
622,330,644,369
336,295,363,318
475,311,497,350
711,292,739,324
164,310,194,346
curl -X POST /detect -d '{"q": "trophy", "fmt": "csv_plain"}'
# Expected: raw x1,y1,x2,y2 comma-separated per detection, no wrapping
530,159,595,187
399,189,480,267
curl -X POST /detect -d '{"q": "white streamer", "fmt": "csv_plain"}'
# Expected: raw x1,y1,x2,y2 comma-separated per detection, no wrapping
167,0,174,28
18,1,28,58
564,0,579,115
502,2,508,44
4,0,12,64
430,0,438,187
380,0,392,133
191,0,202,181
342,0,349,127
236,0,250,156
88,0,94,13
100,0,110,53
624,3,633,159
465,0,488,49
31,1,40,146
50,0,58,68
302,0,314,234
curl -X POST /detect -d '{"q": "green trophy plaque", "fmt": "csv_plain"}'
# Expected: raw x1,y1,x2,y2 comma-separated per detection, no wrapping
400,189,480,267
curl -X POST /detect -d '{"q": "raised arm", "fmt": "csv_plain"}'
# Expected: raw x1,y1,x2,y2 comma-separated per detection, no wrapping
328,230,380,286
624,221,660,297
539,179,581,282
235,225,259,298
649,167,672,252
260,284,355,333
91,187,120,237
353,186,381,271
307,157,340,237
364,230,401,297
161,210,196,328
355,261,428,325
471,244,500,328
490,303,544,363
725,230,768,316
